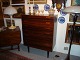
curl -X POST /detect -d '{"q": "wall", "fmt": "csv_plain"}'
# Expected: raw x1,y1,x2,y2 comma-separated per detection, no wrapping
55,0,80,57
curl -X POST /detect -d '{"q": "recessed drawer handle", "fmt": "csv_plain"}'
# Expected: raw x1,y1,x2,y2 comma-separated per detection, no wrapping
45,33,50,35
46,28,50,29
46,22,50,24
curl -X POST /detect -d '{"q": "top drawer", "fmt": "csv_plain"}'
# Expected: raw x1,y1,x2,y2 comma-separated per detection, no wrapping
22,15,54,21
22,15,54,28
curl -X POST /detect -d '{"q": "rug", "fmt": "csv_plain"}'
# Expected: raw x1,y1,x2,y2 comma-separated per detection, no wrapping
0,50,32,60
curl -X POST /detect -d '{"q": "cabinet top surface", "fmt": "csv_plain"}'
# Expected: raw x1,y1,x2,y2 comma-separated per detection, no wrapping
23,14,57,18
0,26,20,33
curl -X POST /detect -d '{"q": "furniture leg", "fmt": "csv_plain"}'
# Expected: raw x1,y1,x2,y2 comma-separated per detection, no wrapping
11,45,13,50
27,46,30,52
18,45,20,51
47,51,49,58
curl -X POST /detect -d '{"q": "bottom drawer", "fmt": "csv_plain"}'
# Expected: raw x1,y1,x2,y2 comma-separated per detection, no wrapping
23,39,53,51
24,42,52,51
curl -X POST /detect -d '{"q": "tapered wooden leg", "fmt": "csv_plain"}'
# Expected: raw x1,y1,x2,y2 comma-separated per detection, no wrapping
18,45,20,51
27,46,30,52
11,45,13,50
47,51,49,58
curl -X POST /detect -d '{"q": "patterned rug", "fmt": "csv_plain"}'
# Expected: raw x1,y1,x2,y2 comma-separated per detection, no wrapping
0,50,32,60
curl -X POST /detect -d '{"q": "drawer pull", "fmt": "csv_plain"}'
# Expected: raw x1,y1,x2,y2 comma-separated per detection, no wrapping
46,22,50,24
46,28,50,29
45,33,50,35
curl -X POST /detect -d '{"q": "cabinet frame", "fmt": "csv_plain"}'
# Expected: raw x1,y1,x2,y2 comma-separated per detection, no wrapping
28,0,47,4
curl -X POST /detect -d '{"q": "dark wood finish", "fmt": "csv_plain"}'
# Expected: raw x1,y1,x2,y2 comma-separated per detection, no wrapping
65,23,80,45
22,15,56,57
1,0,10,7
0,26,21,51
0,2,4,27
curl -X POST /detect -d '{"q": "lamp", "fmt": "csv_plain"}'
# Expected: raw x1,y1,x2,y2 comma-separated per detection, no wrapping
4,6,17,29
62,6,80,60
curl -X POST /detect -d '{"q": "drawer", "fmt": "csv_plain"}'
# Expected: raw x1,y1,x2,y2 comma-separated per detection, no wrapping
23,29,53,34
22,15,54,21
4,34,20,38
23,27,53,33
23,20,53,27
23,32,53,42
24,33,53,38
26,39,53,48
26,37,53,43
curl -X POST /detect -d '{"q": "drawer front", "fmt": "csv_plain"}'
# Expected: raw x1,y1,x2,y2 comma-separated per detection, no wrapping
23,30,53,38
22,20,54,28
22,15,54,21
0,29,21,46
23,30,53,46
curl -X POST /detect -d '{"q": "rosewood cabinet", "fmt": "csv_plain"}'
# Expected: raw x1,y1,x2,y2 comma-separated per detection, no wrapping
0,26,21,51
22,15,56,57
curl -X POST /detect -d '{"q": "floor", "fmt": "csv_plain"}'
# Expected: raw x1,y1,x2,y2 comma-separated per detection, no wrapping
6,44,80,60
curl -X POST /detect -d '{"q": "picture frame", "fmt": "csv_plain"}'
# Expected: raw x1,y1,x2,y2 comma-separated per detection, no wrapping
65,23,80,45
69,14,80,22
12,0,25,4
12,5,25,18
28,0,47,4
71,0,80,6
69,0,80,22
1,0,10,7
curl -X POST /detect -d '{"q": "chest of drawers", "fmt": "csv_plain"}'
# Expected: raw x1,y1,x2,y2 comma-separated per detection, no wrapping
22,15,56,57
0,26,21,51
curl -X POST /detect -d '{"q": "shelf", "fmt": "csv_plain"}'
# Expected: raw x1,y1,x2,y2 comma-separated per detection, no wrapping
11,3,25,6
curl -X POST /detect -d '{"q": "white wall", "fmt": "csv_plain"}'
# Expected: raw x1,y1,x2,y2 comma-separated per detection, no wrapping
25,0,52,14
55,0,80,57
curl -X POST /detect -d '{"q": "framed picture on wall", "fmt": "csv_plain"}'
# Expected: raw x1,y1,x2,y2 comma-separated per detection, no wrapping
71,0,80,6
69,14,80,22
1,0,10,7
69,0,80,22
12,5,25,18
28,0,47,4
65,23,80,45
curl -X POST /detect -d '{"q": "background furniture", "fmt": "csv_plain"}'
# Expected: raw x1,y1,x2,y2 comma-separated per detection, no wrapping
22,15,56,58
0,26,21,51
0,2,4,27
1,0,24,44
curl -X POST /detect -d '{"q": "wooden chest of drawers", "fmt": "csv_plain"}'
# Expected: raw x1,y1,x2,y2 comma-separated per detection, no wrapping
0,26,21,50
22,15,56,57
